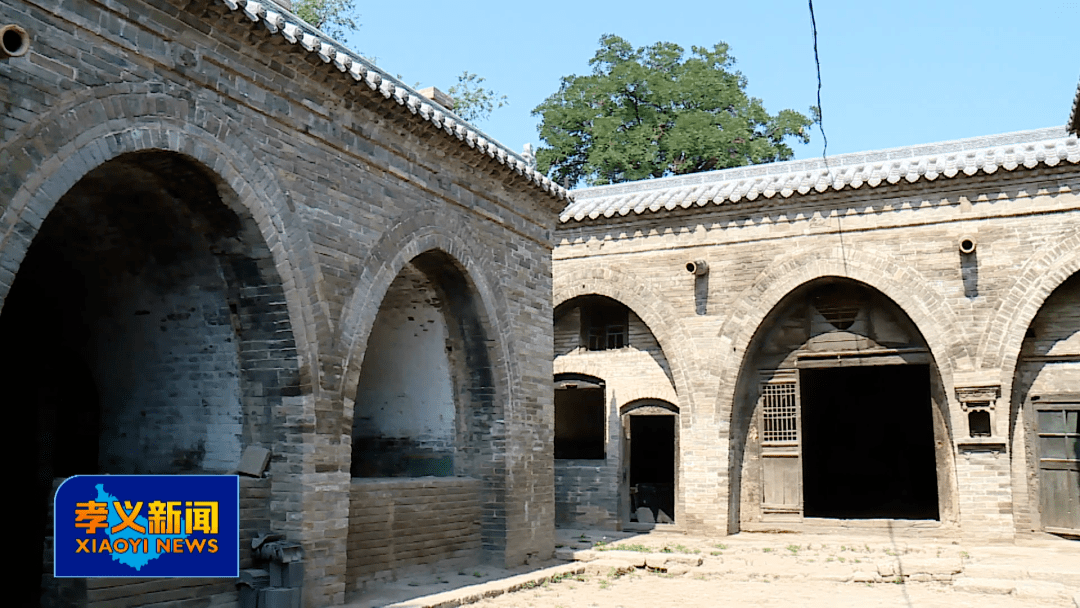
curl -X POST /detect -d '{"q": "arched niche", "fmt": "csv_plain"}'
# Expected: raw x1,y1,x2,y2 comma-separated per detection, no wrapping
350,249,498,479
1,150,300,606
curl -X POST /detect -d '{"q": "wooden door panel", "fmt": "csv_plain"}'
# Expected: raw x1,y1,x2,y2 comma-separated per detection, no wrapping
759,371,801,518
1034,396,1080,534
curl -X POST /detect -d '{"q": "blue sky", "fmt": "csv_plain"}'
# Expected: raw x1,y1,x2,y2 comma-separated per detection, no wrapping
339,1,1078,163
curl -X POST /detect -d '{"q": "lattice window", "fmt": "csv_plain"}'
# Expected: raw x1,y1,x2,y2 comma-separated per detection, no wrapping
584,302,628,351
761,382,798,444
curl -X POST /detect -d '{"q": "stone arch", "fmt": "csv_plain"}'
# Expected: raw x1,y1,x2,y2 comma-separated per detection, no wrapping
553,265,698,414
611,386,680,409
715,245,971,425
337,209,513,420
720,248,963,532
994,248,1080,535
978,233,1080,386
0,92,321,388
1,95,321,605
337,211,517,568
620,398,680,415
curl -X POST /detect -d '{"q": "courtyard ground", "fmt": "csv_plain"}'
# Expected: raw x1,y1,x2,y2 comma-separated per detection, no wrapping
345,528,1080,608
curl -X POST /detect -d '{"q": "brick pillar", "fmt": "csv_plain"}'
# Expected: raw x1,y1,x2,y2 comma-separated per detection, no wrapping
955,446,1015,539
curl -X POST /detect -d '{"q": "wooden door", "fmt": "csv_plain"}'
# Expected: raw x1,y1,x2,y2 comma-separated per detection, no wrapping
1034,395,1080,534
759,370,802,520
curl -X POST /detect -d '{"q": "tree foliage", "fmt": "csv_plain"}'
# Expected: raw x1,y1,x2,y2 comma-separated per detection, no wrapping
292,0,359,41
533,35,815,186
448,71,508,124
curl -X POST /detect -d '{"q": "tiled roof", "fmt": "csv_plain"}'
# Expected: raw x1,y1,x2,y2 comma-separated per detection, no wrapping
561,127,1079,223
216,0,569,201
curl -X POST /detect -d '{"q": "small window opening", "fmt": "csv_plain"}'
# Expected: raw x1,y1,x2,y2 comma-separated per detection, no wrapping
555,385,606,459
761,381,798,444
583,301,629,351
968,410,991,437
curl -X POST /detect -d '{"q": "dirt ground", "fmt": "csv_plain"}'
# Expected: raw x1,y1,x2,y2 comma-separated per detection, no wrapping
466,572,1072,608
347,529,1078,608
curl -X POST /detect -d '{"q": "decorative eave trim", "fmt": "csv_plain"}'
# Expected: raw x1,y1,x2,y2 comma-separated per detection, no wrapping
214,0,569,202
561,127,1080,224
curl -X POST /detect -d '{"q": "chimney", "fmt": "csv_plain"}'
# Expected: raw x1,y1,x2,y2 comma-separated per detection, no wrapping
418,87,455,111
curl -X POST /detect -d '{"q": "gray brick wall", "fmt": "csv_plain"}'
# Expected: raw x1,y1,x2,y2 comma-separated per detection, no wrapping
2,1,559,605
345,478,482,595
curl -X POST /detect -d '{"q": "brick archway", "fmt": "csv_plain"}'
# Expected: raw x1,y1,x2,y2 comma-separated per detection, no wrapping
977,234,1080,385
717,246,964,532
1,92,325,604
554,265,699,414
337,209,513,418
0,91,321,385
715,245,971,427
335,211,521,567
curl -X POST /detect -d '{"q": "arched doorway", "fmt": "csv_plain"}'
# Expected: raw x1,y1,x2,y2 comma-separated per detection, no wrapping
2,151,299,606
732,277,953,529
552,294,678,528
621,399,679,526
1012,272,1080,536
346,249,500,590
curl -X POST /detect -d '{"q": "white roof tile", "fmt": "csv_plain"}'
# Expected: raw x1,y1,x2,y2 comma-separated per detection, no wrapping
561,128,1078,223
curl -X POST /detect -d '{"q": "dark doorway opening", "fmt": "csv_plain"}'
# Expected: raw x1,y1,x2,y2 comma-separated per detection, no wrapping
554,386,606,460
801,365,939,519
629,415,675,522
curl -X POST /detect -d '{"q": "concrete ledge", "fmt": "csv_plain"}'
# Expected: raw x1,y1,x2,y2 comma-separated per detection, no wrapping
384,563,585,608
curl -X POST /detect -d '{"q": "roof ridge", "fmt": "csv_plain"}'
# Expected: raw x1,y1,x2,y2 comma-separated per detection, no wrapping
572,127,1071,200
561,128,1079,223
216,0,569,201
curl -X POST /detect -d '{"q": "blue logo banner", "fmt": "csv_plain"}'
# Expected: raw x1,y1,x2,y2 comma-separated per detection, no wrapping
54,475,239,578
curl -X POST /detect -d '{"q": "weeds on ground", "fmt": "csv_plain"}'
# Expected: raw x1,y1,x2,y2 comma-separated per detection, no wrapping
786,544,800,555
597,543,651,553
762,547,773,553
715,543,728,550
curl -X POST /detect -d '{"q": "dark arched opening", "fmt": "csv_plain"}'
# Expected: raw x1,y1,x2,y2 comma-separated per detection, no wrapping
4,151,300,607
620,399,679,526
731,277,951,530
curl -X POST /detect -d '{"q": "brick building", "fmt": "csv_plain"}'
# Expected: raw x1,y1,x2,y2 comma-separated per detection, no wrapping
1,1,564,606
553,126,1080,540
3,0,1078,606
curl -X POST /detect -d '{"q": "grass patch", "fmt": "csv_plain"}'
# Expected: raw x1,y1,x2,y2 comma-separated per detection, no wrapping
598,543,651,553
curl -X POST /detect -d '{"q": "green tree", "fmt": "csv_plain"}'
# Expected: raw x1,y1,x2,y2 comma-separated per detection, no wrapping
533,35,814,186
292,0,359,41
448,71,508,124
